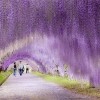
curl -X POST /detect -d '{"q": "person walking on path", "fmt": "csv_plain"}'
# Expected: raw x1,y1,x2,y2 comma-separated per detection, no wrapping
26,67,29,73
13,62,17,76
18,61,24,76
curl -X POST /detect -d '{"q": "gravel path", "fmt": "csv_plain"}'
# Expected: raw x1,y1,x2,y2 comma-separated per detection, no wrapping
0,73,95,100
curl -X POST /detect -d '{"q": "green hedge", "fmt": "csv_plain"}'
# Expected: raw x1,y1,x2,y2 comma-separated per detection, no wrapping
0,70,12,86
32,71,100,99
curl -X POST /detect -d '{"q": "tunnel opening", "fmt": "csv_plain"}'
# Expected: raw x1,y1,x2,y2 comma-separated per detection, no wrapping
7,60,36,73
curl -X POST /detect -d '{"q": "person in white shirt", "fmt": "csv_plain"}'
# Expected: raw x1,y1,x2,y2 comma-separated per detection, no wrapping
18,61,24,76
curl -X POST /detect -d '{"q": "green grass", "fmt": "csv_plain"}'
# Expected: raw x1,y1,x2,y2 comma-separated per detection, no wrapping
32,71,100,99
0,70,12,85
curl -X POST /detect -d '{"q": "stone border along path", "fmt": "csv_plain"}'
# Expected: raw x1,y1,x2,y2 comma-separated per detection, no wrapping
0,73,96,100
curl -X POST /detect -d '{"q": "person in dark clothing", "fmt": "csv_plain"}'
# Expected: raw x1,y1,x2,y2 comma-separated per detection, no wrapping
26,68,29,73
13,62,17,76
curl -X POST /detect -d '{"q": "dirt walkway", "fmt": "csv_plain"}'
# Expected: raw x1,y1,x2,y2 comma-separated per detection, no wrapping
0,73,95,100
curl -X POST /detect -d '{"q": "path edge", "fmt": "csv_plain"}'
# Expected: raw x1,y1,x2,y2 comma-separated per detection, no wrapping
0,72,12,86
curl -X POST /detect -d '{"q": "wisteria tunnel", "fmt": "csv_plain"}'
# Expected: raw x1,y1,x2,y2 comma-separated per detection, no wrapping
0,0,100,89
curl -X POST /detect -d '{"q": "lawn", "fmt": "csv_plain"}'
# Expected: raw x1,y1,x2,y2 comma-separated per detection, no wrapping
0,70,12,85
32,71,100,99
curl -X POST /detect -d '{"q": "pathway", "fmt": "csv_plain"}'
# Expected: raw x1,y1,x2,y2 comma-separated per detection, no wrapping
0,73,95,100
